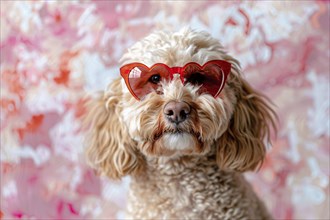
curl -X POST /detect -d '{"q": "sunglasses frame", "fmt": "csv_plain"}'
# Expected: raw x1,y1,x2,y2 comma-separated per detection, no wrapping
120,60,231,100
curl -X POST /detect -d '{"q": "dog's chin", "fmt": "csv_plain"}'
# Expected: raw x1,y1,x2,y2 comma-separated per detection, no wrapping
161,132,197,151
140,131,205,158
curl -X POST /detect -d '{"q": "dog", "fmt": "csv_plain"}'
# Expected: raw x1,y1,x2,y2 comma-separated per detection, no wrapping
84,28,276,219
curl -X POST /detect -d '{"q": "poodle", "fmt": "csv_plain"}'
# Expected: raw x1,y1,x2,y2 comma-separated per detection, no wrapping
84,28,277,219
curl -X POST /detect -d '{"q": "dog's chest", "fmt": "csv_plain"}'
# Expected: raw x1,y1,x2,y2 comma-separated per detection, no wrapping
126,161,263,219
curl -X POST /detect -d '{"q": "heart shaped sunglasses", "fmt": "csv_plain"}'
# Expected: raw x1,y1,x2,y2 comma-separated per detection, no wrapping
120,60,231,100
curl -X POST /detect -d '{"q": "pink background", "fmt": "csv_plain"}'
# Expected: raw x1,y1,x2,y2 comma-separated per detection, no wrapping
1,1,329,219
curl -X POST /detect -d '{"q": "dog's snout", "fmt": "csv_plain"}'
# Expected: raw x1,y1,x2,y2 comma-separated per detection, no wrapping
163,101,191,124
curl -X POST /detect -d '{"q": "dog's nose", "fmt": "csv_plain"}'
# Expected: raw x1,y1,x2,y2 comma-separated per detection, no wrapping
163,101,191,124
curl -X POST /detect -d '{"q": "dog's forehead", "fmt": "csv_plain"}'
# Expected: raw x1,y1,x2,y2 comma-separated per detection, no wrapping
122,45,203,67
120,29,229,67
121,46,217,67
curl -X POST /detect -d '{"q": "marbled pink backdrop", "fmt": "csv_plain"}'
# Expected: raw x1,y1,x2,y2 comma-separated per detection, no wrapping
1,1,329,219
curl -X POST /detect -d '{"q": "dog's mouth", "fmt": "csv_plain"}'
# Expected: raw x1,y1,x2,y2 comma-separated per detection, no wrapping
154,128,201,142
137,125,206,157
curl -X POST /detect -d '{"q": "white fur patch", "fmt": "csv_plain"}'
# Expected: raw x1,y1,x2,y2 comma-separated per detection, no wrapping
162,132,195,150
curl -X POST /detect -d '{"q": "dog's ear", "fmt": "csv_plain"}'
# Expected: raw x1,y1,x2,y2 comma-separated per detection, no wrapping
217,76,277,172
84,79,142,179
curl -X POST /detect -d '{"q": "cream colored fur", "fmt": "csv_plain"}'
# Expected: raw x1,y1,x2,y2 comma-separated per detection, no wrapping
84,28,276,219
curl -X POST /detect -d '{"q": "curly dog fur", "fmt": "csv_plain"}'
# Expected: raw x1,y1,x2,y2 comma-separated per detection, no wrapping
84,28,276,219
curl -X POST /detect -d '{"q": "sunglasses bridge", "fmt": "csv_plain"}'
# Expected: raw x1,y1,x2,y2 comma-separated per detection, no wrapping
166,67,188,84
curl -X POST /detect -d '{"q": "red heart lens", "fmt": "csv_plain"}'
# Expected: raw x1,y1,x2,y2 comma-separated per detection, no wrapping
182,62,227,97
121,63,171,100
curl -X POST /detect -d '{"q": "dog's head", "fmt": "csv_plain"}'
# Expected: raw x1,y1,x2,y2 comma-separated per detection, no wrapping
84,28,276,179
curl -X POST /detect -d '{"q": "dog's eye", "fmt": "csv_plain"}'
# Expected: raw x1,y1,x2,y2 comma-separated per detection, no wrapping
186,72,205,85
149,74,161,84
